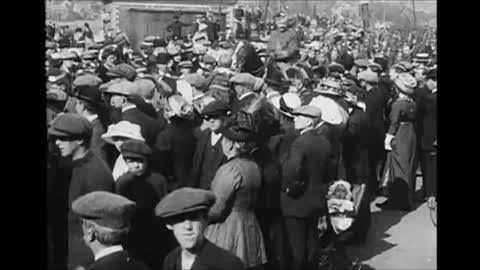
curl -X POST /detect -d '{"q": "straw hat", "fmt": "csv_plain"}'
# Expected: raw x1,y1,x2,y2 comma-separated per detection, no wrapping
393,73,417,95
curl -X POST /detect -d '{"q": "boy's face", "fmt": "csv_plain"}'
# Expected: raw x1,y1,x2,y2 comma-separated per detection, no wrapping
125,158,147,176
166,211,207,251
333,185,348,199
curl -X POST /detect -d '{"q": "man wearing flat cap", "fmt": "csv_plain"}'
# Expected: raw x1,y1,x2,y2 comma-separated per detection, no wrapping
105,81,161,147
48,113,114,269
190,99,230,189
115,140,169,269
155,188,245,270
96,47,117,83
73,85,109,163
72,191,150,270
358,69,389,196
282,105,334,270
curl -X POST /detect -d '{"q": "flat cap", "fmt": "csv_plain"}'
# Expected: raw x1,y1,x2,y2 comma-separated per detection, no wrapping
46,89,68,101
105,81,139,96
201,99,231,117
183,74,207,89
291,105,322,118
155,187,216,218
72,191,136,229
73,74,102,88
74,85,103,105
373,57,388,72
230,73,257,89
221,111,256,142
357,69,378,83
367,62,383,73
328,63,345,74
354,59,368,69
106,64,137,81
425,68,437,80
134,78,156,98
120,139,152,160
394,73,417,95
398,61,414,72
178,60,193,69
48,113,93,138
391,63,407,72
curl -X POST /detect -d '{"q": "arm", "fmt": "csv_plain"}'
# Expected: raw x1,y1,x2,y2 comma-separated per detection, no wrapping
385,101,402,150
208,164,242,223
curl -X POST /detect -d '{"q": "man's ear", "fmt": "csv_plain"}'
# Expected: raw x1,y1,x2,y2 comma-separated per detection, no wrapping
166,224,173,231
86,227,96,243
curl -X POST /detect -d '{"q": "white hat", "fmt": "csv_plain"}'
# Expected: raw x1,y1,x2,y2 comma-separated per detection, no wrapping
199,23,208,31
101,121,144,145
176,80,194,104
309,95,349,125
105,81,138,96
165,94,194,119
271,92,302,118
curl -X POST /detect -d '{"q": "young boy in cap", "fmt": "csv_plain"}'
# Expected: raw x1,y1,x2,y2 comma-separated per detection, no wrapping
155,188,245,270
72,191,151,270
190,99,230,189
48,113,114,270
115,139,170,269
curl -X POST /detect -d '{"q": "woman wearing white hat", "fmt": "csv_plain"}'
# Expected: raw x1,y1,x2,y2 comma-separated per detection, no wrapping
192,23,209,45
378,73,418,211
101,121,145,181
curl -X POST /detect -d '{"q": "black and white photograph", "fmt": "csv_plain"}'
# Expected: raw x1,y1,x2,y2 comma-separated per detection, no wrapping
46,0,437,269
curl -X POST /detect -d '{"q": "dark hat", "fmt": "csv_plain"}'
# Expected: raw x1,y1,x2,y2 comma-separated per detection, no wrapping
201,99,231,118
373,57,388,73
74,85,103,105
425,68,437,80
155,187,216,218
221,111,256,142
120,139,152,160
173,14,179,19
346,84,366,98
367,62,383,73
48,113,93,138
107,64,137,81
291,105,322,118
72,191,136,229
153,38,168,48
328,63,345,74
155,53,171,65
47,68,68,84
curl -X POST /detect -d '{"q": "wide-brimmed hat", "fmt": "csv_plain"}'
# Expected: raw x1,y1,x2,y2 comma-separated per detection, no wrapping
393,73,417,95
164,94,195,119
271,92,302,118
101,121,145,145
309,95,349,125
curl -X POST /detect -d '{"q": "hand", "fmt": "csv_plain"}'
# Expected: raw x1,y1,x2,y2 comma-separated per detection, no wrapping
427,197,436,209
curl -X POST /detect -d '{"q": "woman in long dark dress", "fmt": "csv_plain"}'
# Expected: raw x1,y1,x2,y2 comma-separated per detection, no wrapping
379,73,418,211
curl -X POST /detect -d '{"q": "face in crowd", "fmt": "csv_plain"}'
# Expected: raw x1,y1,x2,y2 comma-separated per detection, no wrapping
125,157,147,176
166,210,208,251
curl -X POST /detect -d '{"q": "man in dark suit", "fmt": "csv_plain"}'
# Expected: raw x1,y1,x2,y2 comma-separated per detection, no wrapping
281,106,334,270
104,81,162,148
419,69,437,202
155,188,245,270
358,69,389,196
167,14,193,40
74,85,108,162
72,191,151,270
190,100,230,189
48,114,114,270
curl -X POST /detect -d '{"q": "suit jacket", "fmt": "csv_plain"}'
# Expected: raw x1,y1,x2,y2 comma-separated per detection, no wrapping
90,118,107,162
315,123,342,180
342,106,370,184
414,84,431,140
163,240,245,270
68,152,114,269
281,129,334,218
122,107,162,147
365,86,389,137
87,250,151,270
154,120,196,190
419,91,437,151
190,130,226,189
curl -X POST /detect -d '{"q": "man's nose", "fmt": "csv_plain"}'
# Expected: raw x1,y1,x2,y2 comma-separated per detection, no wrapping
182,219,193,229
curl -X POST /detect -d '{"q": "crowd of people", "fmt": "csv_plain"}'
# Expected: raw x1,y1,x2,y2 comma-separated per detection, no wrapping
46,8,437,270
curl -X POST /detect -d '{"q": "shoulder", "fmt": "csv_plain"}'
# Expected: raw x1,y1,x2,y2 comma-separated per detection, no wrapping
163,247,181,269
202,241,245,269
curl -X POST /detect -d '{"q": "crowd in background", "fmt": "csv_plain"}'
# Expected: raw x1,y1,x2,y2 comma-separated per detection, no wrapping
46,7,437,270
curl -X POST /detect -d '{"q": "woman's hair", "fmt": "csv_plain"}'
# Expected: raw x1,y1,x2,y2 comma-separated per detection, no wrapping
83,220,129,246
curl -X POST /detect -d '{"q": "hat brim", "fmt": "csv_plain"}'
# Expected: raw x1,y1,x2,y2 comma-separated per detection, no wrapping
158,205,210,219
47,127,71,137
102,132,145,145
122,152,148,160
